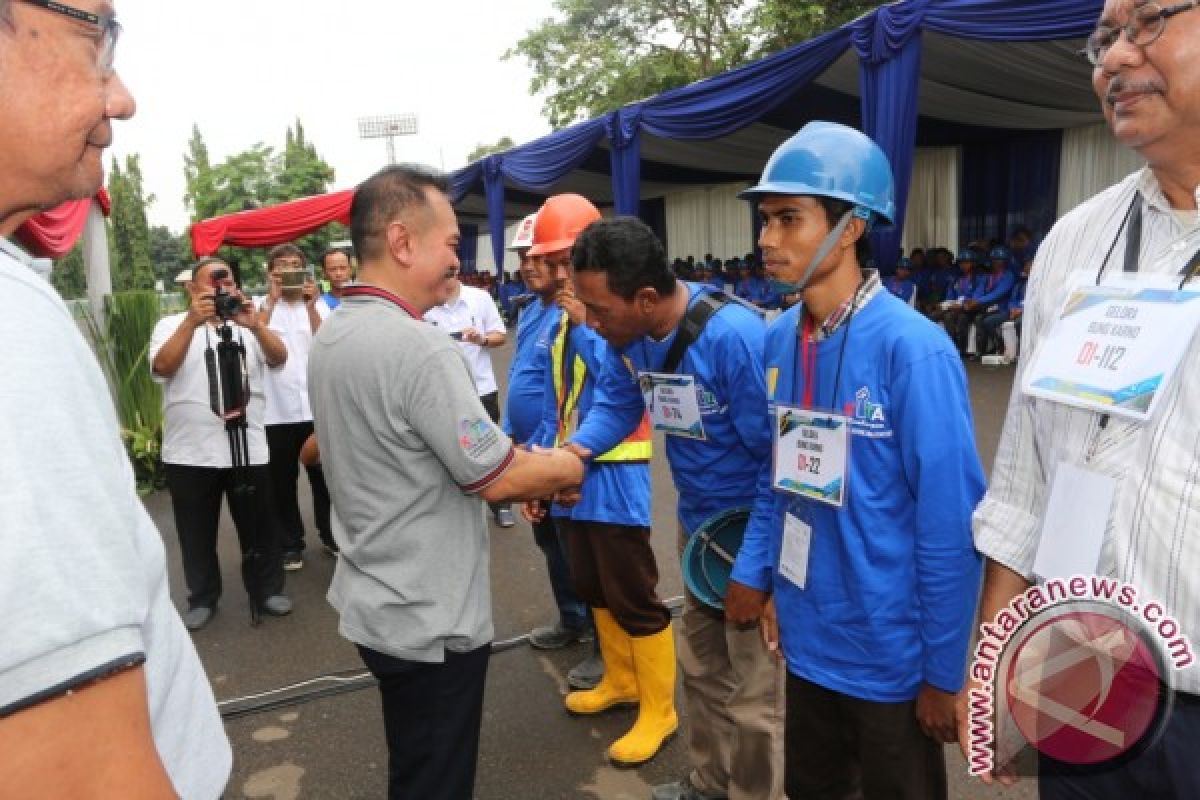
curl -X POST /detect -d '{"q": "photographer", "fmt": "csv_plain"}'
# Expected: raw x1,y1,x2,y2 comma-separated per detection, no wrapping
258,244,333,567
149,257,293,631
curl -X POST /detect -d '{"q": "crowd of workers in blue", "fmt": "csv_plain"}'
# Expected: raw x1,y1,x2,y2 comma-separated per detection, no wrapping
493,230,1036,366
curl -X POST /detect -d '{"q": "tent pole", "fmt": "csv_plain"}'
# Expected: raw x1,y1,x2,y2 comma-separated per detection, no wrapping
83,202,112,333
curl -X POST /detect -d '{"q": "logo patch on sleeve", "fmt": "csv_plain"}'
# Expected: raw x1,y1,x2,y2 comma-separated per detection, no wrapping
459,417,500,458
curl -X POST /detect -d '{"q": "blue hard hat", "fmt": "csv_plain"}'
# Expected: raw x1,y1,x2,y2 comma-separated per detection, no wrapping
739,121,896,230
988,245,1012,262
957,248,979,263
681,507,751,610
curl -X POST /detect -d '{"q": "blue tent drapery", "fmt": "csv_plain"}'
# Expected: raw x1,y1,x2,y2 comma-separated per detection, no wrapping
452,0,1102,273
457,223,479,272
453,118,608,273
959,130,1062,247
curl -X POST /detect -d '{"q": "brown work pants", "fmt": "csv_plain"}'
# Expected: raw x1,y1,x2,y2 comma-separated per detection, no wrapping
559,518,670,637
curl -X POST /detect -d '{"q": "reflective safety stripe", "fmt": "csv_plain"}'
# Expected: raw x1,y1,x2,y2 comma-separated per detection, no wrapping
550,311,651,463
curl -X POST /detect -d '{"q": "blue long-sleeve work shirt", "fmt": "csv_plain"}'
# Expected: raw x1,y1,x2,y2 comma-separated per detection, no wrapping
971,270,1015,307
535,311,650,527
570,283,772,536
733,291,984,702
502,298,557,443
946,272,980,303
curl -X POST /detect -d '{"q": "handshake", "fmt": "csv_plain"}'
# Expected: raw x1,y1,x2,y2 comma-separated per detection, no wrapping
518,442,592,523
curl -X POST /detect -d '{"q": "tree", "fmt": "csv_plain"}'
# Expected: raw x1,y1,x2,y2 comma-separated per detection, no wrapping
467,136,516,163
182,120,341,287
107,154,155,291
183,124,217,221
149,225,186,287
52,243,87,300
507,0,885,128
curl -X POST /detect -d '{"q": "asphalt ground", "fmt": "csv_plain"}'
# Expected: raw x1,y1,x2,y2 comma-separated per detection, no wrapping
145,341,1039,800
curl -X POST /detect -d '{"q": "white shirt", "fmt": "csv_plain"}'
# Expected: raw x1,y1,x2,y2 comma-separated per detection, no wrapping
973,167,1200,692
424,284,506,396
256,297,330,425
0,246,231,798
148,313,273,467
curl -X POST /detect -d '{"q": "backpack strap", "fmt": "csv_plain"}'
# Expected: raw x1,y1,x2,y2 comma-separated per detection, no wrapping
660,290,732,374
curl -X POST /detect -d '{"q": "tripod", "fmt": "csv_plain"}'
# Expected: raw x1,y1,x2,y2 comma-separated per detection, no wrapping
205,320,266,625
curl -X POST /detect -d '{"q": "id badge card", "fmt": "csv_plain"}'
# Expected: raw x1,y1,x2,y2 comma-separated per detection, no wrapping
639,372,706,440
771,403,849,508
779,511,812,589
1032,461,1117,581
1024,272,1200,421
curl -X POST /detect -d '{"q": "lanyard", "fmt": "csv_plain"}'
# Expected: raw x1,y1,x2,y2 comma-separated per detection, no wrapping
1096,192,1200,287
797,315,817,409
791,281,864,411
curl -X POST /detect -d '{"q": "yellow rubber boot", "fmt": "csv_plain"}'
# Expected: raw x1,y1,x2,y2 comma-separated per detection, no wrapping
607,623,679,767
565,608,639,715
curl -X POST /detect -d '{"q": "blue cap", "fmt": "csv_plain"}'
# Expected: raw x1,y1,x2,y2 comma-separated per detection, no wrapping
957,248,979,263
988,245,1012,261
740,121,896,230
896,257,912,270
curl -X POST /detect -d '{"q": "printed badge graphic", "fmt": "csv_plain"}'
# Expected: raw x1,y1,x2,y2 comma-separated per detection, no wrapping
966,576,1193,777
459,417,500,459
849,386,892,438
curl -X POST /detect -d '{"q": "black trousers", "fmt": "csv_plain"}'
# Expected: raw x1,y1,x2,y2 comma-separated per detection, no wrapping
358,643,491,800
785,673,947,800
1039,694,1200,799
164,463,285,610
265,420,332,553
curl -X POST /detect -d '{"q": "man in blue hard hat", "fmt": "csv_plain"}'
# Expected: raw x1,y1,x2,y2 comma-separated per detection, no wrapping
885,257,917,306
725,121,985,799
957,245,1016,359
562,216,784,800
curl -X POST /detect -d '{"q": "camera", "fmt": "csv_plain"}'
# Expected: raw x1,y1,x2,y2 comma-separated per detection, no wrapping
210,267,242,321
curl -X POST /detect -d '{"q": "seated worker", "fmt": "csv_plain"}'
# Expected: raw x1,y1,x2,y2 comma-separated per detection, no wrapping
959,245,1016,358
885,257,918,306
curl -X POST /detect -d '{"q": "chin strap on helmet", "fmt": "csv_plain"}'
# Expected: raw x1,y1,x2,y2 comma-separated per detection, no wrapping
768,209,857,296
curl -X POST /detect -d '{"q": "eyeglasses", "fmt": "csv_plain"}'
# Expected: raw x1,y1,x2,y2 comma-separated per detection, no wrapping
1082,1,1199,66
1082,1,1200,65
18,0,121,74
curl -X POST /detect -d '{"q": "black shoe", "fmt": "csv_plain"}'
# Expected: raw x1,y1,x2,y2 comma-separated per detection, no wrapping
529,621,588,650
283,551,304,571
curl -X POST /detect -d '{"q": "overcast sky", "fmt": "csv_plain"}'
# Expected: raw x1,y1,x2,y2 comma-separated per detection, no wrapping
108,0,559,234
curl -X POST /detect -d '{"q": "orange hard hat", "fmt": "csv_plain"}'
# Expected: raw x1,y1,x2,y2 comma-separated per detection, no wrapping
527,194,601,257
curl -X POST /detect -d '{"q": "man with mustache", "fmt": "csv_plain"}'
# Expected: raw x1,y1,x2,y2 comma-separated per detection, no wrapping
0,0,232,796
965,1,1200,795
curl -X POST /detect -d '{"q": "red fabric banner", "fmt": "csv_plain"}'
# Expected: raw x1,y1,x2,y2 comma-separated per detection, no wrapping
15,189,111,259
189,189,354,257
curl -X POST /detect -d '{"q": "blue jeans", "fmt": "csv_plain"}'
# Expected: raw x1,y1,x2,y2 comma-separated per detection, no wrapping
532,516,588,631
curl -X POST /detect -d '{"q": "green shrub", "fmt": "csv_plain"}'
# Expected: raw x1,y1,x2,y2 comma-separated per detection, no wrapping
82,291,165,494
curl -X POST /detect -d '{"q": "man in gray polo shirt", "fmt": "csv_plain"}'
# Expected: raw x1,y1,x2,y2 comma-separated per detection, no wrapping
309,164,584,800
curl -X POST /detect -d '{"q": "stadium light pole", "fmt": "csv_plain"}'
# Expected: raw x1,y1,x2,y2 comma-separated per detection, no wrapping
357,113,419,165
